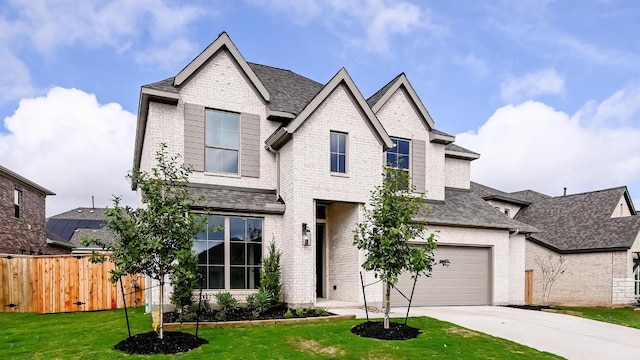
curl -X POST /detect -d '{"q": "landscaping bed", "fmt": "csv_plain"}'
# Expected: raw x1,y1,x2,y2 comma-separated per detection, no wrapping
164,304,333,324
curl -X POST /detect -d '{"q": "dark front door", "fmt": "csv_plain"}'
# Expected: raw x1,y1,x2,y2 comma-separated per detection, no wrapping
316,223,325,298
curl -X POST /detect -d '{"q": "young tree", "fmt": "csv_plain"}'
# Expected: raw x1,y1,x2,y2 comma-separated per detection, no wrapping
354,167,447,329
535,254,571,305
85,144,204,339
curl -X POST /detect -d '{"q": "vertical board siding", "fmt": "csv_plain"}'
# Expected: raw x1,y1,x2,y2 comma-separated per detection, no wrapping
184,103,205,172
412,139,426,193
0,254,144,313
240,112,261,178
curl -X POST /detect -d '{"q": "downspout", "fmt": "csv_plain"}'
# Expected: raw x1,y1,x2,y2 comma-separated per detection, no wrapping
509,228,520,237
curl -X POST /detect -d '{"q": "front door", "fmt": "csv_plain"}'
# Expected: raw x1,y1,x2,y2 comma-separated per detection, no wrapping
315,223,325,298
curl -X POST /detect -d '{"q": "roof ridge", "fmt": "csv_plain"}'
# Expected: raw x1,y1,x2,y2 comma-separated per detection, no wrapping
554,186,627,198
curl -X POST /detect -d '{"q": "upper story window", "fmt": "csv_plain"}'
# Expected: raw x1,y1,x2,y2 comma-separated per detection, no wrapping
14,189,22,218
504,208,510,217
387,137,410,188
330,131,347,173
205,109,239,174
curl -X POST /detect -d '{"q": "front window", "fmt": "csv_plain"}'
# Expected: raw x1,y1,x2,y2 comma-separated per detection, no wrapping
195,215,263,290
634,262,640,298
205,109,239,174
330,131,347,173
14,189,22,218
387,137,410,188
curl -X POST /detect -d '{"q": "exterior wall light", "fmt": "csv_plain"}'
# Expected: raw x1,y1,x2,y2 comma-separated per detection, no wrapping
302,223,311,246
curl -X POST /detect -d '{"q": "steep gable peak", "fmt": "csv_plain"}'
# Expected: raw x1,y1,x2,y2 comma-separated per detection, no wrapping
174,31,270,102
266,67,393,150
368,73,435,130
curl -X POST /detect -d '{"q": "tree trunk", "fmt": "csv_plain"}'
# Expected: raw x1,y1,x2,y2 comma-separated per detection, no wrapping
384,281,390,329
159,280,164,339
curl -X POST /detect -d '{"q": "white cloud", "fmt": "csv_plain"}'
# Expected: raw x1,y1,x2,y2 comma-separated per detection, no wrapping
0,87,137,216
455,92,640,197
0,47,35,103
135,38,199,71
454,53,489,76
248,0,433,54
500,69,565,103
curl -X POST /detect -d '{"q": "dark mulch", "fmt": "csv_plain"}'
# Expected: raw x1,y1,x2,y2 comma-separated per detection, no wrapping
114,331,208,355
351,321,421,340
164,305,332,323
504,304,554,311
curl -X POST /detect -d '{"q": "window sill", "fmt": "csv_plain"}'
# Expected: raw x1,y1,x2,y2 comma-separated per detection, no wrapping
330,172,349,178
204,171,241,178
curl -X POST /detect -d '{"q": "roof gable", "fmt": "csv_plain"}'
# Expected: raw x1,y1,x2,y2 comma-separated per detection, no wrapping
266,68,393,150
368,73,435,130
174,32,269,102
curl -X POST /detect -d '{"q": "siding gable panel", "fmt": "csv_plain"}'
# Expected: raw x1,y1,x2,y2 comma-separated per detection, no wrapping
184,103,205,172
412,139,426,193
240,112,260,178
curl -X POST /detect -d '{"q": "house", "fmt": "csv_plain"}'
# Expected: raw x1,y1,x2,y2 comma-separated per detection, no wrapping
471,182,640,306
0,165,58,255
46,207,116,254
133,32,536,308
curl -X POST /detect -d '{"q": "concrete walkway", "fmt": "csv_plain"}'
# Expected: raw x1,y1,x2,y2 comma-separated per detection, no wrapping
331,306,640,360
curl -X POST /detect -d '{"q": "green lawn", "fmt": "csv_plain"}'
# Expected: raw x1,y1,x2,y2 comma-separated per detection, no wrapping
1,307,562,359
559,306,640,329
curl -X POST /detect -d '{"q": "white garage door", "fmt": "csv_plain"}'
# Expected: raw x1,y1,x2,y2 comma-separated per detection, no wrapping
390,246,491,306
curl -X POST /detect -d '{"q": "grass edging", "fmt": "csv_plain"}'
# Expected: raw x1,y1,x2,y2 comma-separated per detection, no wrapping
164,314,356,329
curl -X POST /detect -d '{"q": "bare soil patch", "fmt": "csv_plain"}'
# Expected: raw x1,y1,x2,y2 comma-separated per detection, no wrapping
351,321,421,340
113,331,207,355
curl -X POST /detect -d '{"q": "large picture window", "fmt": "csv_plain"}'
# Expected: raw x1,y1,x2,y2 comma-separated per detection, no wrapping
195,215,263,290
205,109,239,174
330,131,347,173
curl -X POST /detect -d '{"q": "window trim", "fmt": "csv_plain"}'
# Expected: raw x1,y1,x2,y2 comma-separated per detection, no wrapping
387,137,411,188
14,188,22,219
204,108,241,175
196,214,264,290
330,131,348,174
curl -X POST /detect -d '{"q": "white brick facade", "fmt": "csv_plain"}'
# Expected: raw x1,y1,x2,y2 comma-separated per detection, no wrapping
525,241,637,306
138,35,524,309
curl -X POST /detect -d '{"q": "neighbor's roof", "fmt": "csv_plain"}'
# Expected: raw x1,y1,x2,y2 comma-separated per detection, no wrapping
515,186,640,252
188,184,286,215
418,187,538,233
0,165,55,195
46,207,114,245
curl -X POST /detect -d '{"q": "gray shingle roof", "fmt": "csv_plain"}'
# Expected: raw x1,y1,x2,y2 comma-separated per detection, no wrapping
515,186,640,252
510,189,552,203
417,187,538,232
431,129,454,138
470,182,531,206
143,77,179,93
188,184,285,214
46,207,116,247
366,73,402,107
248,63,323,116
445,144,480,157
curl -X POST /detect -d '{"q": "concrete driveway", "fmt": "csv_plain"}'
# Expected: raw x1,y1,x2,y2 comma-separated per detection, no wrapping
331,306,640,359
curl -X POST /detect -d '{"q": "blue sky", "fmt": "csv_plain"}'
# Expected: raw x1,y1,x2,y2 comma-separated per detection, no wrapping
1,0,639,215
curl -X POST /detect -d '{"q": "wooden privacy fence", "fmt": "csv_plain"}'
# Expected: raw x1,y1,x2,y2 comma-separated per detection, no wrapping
0,254,145,313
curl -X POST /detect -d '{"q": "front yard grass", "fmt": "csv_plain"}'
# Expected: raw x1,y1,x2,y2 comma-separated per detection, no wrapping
559,306,640,329
1,307,562,359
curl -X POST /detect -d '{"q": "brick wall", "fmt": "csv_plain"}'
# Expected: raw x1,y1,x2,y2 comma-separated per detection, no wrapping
444,157,471,190
0,173,48,254
525,241,635,306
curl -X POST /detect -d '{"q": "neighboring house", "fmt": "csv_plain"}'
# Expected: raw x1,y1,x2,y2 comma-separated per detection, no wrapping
471,182,640,306
134,32,536,308
46,207,116,254
0,165,57,255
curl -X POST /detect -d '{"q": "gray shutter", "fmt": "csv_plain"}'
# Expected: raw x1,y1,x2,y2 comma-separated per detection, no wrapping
412,139,426,192
184,103,205,172
240,113,260,178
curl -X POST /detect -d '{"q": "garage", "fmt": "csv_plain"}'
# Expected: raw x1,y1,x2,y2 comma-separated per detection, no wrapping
390,246,491,306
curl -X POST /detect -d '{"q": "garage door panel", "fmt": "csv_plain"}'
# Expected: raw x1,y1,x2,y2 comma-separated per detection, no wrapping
391,246,491,306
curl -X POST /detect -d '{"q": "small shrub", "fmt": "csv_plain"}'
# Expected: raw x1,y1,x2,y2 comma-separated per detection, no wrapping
284,309,293,319
178,312,198,322
295,307,308,317
247,289,273,317
170,254,198,310
315,307,329,316
190,299,211,314
215,292,238,314
260,241,282,304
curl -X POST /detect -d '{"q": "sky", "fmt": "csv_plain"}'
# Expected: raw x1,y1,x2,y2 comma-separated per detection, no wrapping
1,0,639,216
